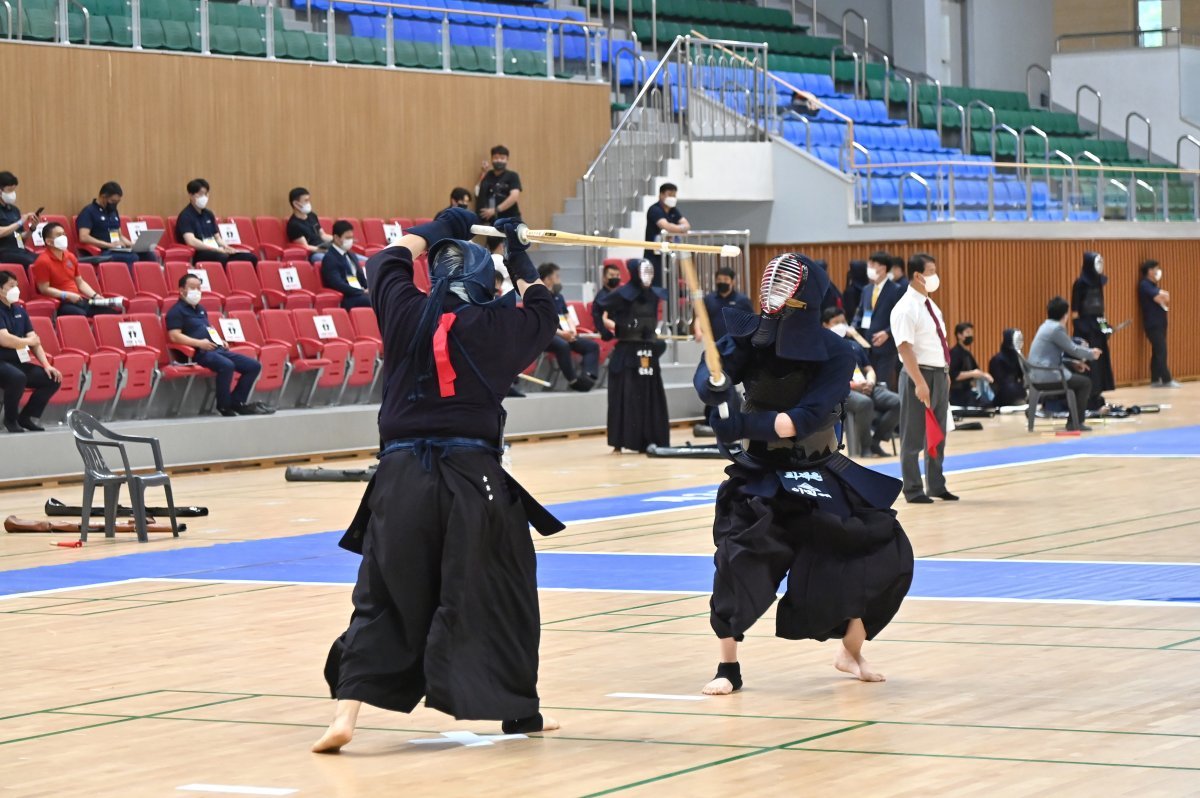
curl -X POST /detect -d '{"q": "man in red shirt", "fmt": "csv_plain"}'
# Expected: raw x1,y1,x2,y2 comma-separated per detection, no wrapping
31,221,120,317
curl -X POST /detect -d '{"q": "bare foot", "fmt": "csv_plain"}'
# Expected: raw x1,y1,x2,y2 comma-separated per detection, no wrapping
834,646,885,682
538,715,561,732
701,677,736,695
312,700,361,753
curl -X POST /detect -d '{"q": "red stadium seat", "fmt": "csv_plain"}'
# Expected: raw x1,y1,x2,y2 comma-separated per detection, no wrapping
602,258,630,283
165,261,253,312
10,266,57,317
253,216,309,262
413,252,431,294
137,214,193,262
161,294,223,317
282,308,352,397
567,301,593,332
292,261,343,310
27,214,73,255
226,260,265,310
224,311,291,398
391,217,415,230
258,309,335,406
133,261,173,304
98,262,161,314
348,306,382,346
225,216,262,257
257,260,315,309
58,315,148,416
411,217,433,226
361,217,388,249
296,307,379,401
29,315,86,409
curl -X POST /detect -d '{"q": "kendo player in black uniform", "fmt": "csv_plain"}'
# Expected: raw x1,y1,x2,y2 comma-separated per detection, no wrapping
314,209,565,753
693,253,914,693
597,258,670,453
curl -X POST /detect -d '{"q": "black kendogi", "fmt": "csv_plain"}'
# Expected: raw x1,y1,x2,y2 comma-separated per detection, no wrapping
597,261,669,452
1071,251,1115,409
695,255,913,653
324,211,563,732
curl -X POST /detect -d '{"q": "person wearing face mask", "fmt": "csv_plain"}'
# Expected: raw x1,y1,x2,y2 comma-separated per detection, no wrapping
0,171,41,268
643,183,690,288
987,328,1028,407
888,256,908,290
475,145,522,223
948,322,995,408
448,187,473,211
176,178,259,267
596,259,669,452
0,270,61,432
591,263,621,337
319,221,371,310
822,306,900,458
698,266,752,342
166,274,272,417
536,261,597,392
1070,251,1114,410
286,187,335,262
843,259,869,322
77,181,155,268
850,251,903,390
1029,296,1101,431
1138,259,1179,388
31,222,121,318
892,253,957,503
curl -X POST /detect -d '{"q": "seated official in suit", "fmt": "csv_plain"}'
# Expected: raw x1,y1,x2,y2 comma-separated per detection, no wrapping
319,221,370,310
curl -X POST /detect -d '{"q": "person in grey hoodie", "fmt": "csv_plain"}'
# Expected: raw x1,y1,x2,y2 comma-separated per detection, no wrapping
1028,296,1102,431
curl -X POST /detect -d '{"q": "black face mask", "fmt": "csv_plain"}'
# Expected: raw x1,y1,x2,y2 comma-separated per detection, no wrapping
963,336,975,346
492,161,507,171
551,283,562,295
716,283,732,295
605,277,620,289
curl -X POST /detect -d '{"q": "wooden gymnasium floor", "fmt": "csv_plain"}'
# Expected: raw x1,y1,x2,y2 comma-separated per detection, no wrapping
3,383,1200,797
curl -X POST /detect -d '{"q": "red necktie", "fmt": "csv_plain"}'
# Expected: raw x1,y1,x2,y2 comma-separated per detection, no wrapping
925,298,951,365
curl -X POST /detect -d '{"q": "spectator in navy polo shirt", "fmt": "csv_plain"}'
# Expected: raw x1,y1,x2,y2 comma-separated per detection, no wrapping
0,171,41,269
0,270,61,432
286,186,334,263
165,274,272,417
175,179,259,267
536,262,597,391
319,221,370,310
643,183,690,288
77,181,156,268
697,266,752,342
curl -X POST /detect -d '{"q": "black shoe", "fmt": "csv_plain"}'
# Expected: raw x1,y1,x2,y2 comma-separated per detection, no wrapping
569,375,595,392
933,491,960,501
506,385,525,398
218,407,238,417
1065,424,1093,432
869,443,889,458
906,494,934,504
234,402,274,416
17,416,45,432
251,401,276,415
4,421,25,434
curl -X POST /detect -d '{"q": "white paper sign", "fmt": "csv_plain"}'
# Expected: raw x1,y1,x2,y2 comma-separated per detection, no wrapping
118,321,146,348
219,318,246,343
32,222,47,247
189,268,212,292
218,222,241,245
383,223,403,244
279,267,302,291
567,305,580,328
127,221,149,242
16,346,30,363
313,315,337,339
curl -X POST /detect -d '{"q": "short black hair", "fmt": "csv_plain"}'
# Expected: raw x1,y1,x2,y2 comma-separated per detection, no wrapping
868,250,890,265
821,306,846,324
0,171,17,189
1047,296,1070,321
490,145,509,157
890,255,905,269
1140,258,1159,276
41,221,63,239
99,181,123,198
187,178,210,195
0,270,16,287
450,187,471,203
715,266,736,279
179,273,201,288
954,322,974,337
332,220,353,237
486,236,504,253
289,187,309,205
537,262,561,280
659,182,678,194
907,253,935,279
602,263,620,273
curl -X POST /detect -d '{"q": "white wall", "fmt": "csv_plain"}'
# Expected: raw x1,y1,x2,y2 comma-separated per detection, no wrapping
965,0,1055,95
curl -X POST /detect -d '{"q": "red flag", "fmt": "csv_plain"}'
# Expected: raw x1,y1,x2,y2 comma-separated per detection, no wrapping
925,406,945,458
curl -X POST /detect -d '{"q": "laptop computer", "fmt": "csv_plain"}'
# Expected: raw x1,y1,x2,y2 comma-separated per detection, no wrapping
111,228,164,254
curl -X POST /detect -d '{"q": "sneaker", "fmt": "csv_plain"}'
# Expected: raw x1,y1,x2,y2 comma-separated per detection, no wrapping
218,407,238,417
1163,380,1183,389
16,416,45,432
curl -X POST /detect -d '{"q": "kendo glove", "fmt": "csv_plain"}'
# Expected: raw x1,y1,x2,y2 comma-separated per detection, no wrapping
708,391,780,444
407,207,479,245
495,217,538,284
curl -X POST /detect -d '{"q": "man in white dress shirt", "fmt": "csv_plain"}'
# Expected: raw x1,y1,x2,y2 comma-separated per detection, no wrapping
891,253,957,504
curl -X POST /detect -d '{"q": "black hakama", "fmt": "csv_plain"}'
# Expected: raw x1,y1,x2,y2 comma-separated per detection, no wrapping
606,339,670,452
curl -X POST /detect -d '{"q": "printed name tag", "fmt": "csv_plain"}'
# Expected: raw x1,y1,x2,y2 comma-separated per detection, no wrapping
127,221,148,242
16,346,30,363
279,267,301,291
118,321,146,348
202,237,218,248
190,268,212,292
382,223,403,244
862,309,873,328
109,230,121,244
313,315,337,339
559,314,571,332
218,223,241,245
219,318,245,343
346,275,362,289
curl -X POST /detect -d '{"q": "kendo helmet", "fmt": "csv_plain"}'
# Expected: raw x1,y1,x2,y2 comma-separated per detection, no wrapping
750,252,832,361
428,238,515,308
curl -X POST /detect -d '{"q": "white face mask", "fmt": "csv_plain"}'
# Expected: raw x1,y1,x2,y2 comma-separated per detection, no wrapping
1012,330,1024,352
830,322,849,338
1154,268,1163,281
5,286,20,304
193,194,209,210
662,195,677,208
1093,255,1104,275
886,272,896,281
51,235,69,251
866,265,880,282
299,202,312,215
185,289,202,306
339,239,354,251
922,273,940,293
0,191,15,204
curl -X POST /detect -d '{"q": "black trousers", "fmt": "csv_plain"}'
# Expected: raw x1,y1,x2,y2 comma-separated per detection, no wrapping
0,249,37,268
1146,326,1172,384
192,251,259,267
546,335,600,382
56,300,121,318
1035,373,1091,427
194,349,261,410
98,250,158,268
0,361,59,423
340,294,372,310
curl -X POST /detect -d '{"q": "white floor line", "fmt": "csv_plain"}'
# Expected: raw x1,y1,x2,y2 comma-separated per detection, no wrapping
0,577,154,602
606,692,708,701
176,785,297,796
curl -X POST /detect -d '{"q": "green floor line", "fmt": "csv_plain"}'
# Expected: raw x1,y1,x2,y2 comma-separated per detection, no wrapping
784,746,1200,773
0,695,255,747
1160,634,1200,650
18,584,292,616
999,519,1200,560
0,689,168,722
542,594,704,626
606,612,711,632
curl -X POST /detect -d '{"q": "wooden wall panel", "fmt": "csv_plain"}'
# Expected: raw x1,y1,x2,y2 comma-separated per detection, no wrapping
1053,0,1135,44
752,239,1200,385
0,43,609,227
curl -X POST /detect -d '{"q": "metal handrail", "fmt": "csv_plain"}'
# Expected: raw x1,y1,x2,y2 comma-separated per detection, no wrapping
1176,133,1200,168
1075,84,1102,135
783,111,812,151
830,44,861,99
991,123,1020,165
2,1,10,40
841,9,867,93
344,0,601,29
937,97,964,141
965,100,995,156
1050,150,1075,220
901,172,931,219
199,0,209,54
1125,111,1152,161
1133,178,1155,221
1025,64,1050,109
851,141,871,222
55,0,88,45
1055,26,1185,51
1078,150,1105,218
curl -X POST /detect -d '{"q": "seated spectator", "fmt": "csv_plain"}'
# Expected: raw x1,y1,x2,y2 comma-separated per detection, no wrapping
988,328,1027,407
0,270,61,432
286,186,333,262
949,322,995,407
1027,297,1101,432
176,178,259,267
823,307,900,458
538,262,597,392
0,171,40,268
449,187,473,210
697,265,752,341
319,221,370,310
32,221,122,318
166,274,272,417
77,181,155,267
592,262,621,336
